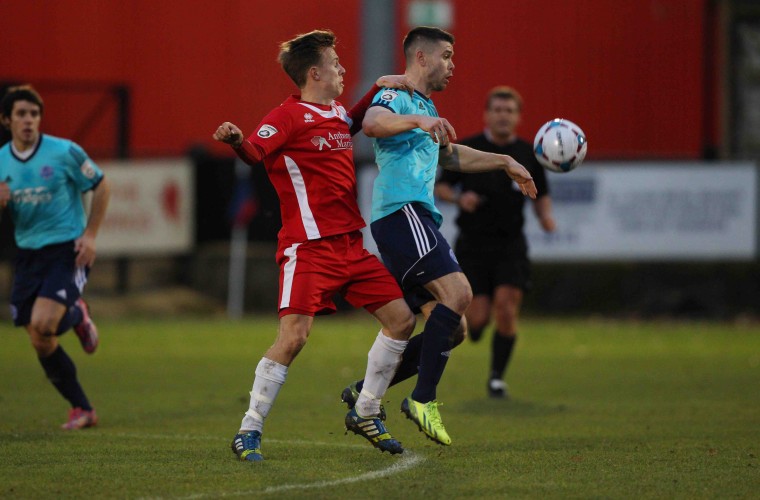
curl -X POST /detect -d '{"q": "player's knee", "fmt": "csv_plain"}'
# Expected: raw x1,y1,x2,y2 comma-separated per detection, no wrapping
29,316,58,337
494,308,519,334
29,330,57,356
394,310,416,339
451,285,473,314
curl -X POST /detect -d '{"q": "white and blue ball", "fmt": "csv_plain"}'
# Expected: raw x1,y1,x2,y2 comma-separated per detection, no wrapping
533,118,587,173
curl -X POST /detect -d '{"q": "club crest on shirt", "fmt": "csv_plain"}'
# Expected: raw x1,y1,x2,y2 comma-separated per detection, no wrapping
380,90,398,102
80,160,97,179
40,165,54,180
257,124,278,138
303,113,314,123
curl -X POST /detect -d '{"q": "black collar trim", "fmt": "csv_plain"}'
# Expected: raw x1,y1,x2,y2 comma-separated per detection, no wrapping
10,134,44,163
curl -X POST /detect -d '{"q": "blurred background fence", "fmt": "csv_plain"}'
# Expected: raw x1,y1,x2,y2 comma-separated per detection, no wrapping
1,0,759,319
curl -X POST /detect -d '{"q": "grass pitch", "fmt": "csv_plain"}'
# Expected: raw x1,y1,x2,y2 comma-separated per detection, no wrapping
1,315,758,498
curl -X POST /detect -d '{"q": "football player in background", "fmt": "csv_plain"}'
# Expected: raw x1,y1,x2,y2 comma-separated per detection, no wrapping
341,27,537,446
214,29,419,461
0,85,110,430
436,86,555,398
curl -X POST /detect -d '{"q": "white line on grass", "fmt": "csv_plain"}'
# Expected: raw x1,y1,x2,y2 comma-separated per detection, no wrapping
107,432,425,499
178,451,424,499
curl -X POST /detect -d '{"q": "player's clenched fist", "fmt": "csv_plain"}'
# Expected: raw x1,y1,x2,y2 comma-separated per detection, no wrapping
213,122,244,147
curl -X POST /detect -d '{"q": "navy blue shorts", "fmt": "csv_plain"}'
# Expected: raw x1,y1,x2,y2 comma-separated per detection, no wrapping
10,240,89,327
371,203,462,312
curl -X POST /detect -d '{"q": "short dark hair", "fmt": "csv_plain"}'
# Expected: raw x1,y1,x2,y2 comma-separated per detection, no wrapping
278,30,336,88
403,26,455,60
485,86,523,111
1,85,44,119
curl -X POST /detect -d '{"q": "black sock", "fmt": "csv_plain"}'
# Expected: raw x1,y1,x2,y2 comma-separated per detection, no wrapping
55,304,83,336
412,304,460,403
490,333,517,380
469,326,485,343
38,346,92,410
356,333,423,393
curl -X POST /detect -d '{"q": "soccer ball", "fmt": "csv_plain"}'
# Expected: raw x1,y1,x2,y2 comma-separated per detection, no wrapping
533,119,587,173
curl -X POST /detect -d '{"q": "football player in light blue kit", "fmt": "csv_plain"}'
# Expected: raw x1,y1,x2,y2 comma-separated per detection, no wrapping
0,85,111,430
340,27,537,446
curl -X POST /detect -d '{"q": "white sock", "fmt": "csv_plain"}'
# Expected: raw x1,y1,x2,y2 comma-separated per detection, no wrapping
355,331,408,418
239,357,288,433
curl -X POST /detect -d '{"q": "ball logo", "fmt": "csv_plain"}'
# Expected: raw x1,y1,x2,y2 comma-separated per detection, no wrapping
257,124,278,139
380,91,398,102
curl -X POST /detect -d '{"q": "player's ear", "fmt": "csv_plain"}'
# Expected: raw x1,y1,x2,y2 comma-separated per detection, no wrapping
416,49,426,67
309,67,320,81
0,115,9,129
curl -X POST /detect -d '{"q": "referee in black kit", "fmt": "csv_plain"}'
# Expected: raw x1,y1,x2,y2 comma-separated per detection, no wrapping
435,86,555,398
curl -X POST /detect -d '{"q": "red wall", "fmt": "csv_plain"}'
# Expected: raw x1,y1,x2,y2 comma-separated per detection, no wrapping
397,0,708,159
1,0,709,159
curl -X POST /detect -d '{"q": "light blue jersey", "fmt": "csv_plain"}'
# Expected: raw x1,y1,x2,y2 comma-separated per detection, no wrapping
0,134,104,249
369,88,443,226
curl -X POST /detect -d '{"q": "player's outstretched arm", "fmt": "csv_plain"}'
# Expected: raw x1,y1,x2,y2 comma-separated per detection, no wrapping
363,107,456,145
75,176,111,268
213,121,266,166
439,144,537,199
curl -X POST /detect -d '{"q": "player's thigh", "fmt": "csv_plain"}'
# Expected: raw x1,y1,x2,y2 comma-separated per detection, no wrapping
423,271,472,314
371,298,415,340
30,296,67,335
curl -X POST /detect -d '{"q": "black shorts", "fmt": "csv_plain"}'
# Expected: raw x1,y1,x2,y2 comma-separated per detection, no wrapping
455,234,532,295
10,240,89,327
371,203,462,312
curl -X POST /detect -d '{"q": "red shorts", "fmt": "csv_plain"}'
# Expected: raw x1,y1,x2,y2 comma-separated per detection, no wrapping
276,231,403,318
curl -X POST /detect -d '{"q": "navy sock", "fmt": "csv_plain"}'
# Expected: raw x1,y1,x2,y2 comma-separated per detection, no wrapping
39,346,92,410
356,333,423,393
55,304,83,336
490,333,517,380
412,304,461,403
469,326,485,343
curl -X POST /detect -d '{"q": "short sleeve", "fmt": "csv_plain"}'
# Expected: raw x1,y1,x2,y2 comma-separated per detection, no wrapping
65,142,104,192
247,107,294,157
369,88,411,115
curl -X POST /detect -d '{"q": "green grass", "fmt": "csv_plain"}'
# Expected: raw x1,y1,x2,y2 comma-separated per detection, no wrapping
1,316,759,498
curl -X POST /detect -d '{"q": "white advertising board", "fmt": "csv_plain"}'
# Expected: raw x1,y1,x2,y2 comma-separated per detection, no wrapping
524,162,758,261
97,160,194,256
359,161,758,262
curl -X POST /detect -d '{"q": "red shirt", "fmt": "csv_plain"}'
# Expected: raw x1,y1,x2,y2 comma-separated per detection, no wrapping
241,95,368,244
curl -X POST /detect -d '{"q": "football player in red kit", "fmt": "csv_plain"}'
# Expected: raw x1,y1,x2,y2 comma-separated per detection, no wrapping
213,29,417,461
